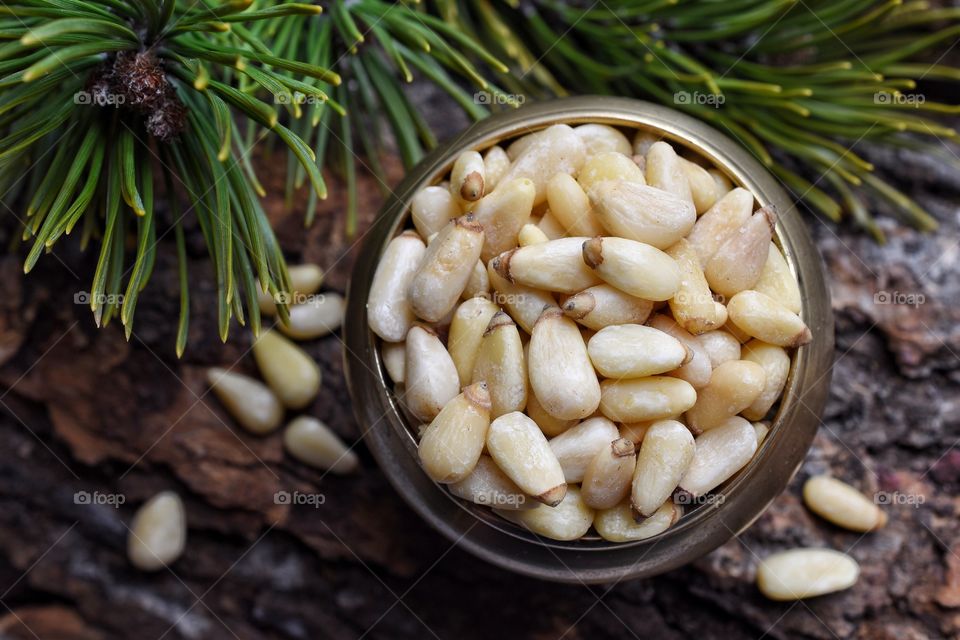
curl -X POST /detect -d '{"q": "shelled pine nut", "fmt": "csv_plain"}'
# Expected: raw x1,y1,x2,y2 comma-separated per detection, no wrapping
679,417,758,496
574,123,633,156
562,284,653,331
498,486,594,541
757,549,859,601
582,438,636,510
418,382,492,483
128,492,187,571
727,290,812,348
802,475,887,532
252,330,321,410
404,325,460,422
548,416,620,483
593,500,681,543
367,231,426,342
487,411,567,506
577,150,646,193
631,419,696,517
528,307,602,420
449,456,533,510
472,311,528,418
207,368,284,435
409,216,485,323
581,236,681,301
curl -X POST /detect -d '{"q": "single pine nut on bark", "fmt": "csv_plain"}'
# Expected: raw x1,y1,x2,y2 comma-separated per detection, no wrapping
548,416,620,482
599,376,697,423
448,296,500,387
279,292,345,340
462,260,490,299
498,486,594,541
528,307,602,420
802,475,888,532
252,330,321,410
680,158,720,214
582,438,637,509
207,368,284,435
472,177,536,261
752,421,770,446
756,549,860,601
667,238,726,335
698,330,742,369
494,237,601,294
590,180,695,249
367,231,426,342
536,210,567,239
408,216,485,323
257,263,324,315
380,341,406,384
582,236,681,301
411,185,460,238
574,123,633,156
486,411,567,505
526,391,577,437
754,243,802,314
631,419,696,516
577,150,647,194
284,416,358,474
727,290,812,348
128,491,187,571
483,145,511,191
499,124,587,205
705,205,777,298
450,150,486,202
741,340,791,420
593,500,680,542
404,325,460,422
647,314,713,389
685,359,766,433
518,223,549,246
448,456,533,510
547,172,605,237
562,284,653,331
645,141,694,205
418,382,492,483
687,187,754,267
679,416,758,496
587,324,689,378
472,312,528,418
486,261,556,334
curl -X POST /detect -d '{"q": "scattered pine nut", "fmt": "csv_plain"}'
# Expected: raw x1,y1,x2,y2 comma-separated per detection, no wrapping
128,491,187,571
207,367,284,435
278,292,344,341
757,549,859,601
284,416,358,474
802,475,887,532
252,330,321,410
257,264,324,315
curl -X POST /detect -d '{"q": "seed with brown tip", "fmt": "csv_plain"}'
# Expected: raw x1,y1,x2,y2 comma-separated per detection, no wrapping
582,438,636,510
472,312,528,418
418,382,491,483
497,486,594,541
802,475,887,532
562,284,654,331
486,261,556,334
528,307,601,420
494,237,601,294
705,205,777,298
582,237,681,301
590,180,695,249
727,290,812,348
593,500,680,542
548,416,620,483
486,411,567,506
408,216,485,323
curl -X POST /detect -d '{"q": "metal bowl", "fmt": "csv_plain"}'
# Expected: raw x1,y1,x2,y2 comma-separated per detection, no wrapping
343,96,834,584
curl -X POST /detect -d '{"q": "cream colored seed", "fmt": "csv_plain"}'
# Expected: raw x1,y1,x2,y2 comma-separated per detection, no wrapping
752,421,770,446
418,382,491,483
679,416,757,496
687,187,754,267
462,261,490,300
574,123,633,156
367,231,427,342
648,314,713,389
409,216,485,323
483,145,511,191
505,129,545,160
499,124,587,205
206,368,284,435
587,324,689,378
472,178,536,262
411,186,460,238
582,438,636,510
685,360,766,433
548,416,619,482
709,168,733,196
279,292,344,340
486,261,556,334
593,500,680,542
528,307,601,420
577,151,646,194
381,341,405,384
584,237,681,302
547,172,605,237
252,330,321,410
599,376,697,423
698,330,742,369
631,419,696,516
706,205,777,298
128,491,187,571
619,420,654,444
756,549,860,601
283,416,358,474
498,486,594,541
562,284,653,331
526,391,577,437
472,312,528,418
741,340,790,420
632,130,659,157
754,243,802,314
802,475,887,532
591,180,695,249
680,158,719,214
257,263,324,315
404,325,460,422
448,296,499,387
536,210,567,239
727,290,812,348
645,141,693,205
448,456,533,511
494,237,601,294
486,411,567,505
518,222,548,245
667,238,725,335
724,319,752,344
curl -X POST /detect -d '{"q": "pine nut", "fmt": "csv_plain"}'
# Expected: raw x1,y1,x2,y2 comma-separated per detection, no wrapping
648,314,713,388
680,158,719,214
619,420,654,444
591,180,695,249
450,150,485,202
723,319,752,344
697,330,742,368
754,243,802,314
587,324,690,378
679,416,757,496
741,340,791,420
506,129,545,161
547,172,605,237
419,382,491,483
494,237,601,294
631,419,696,516
599,376,697,423
574,123,633,156
645,141,693,205
578,151,646,194
381,341,406,384
257,263,324,315
284,416,358,474
207,367,283,435
462,261,490,300
582,437,636,509
498,486,594,541
727,290,812,348
472,178,536,261
526,391,577,437
593,500,680,542
518,223,549,246
448,296,499,387
685,360,766,432
472,312,528,418
487,411,567,505
404,325,460,421
752,421,770,446
279,292,344,340
632,130,659,157
483,145,511,191
548,416,620,482
562,284,654,331
582,236,681,301
128,491,186,571
705,205,776,298
367,231,426,342
667,238,725,334
486,261,556,334
411,185,460,238
528,307,601,420
709,169,733,196
687,188,754,267
499,124,587,205
803,475,887,532
536,210,567,240
756,549,859,601
448,456,533,510
409,216,485,322
252,329,321,410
